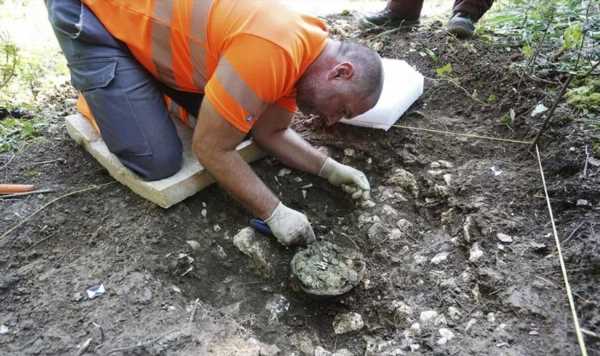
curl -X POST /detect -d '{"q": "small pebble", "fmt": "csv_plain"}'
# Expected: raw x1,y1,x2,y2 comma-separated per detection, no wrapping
278,168,291,176
469,242,484,262
0,325,8,335
361,200,376,208
344,148,355,156
419,310,438,325
213,224,222,232
437,160,454,169
497,233,513,243
437,328,455,345
577,199,590,207
431,251,449,265
443,174,452,186
428,169,444,176
186,240,201,251
465,318,477,332
414,255,427,264
448,306,461,320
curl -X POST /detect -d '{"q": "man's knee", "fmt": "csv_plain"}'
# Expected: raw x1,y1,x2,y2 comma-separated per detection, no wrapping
121,144,183,181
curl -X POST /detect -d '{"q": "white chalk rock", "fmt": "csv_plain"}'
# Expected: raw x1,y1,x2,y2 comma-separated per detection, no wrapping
333,312,364,334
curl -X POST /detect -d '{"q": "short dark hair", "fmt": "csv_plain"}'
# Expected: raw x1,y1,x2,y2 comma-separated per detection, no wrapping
338,41,383,104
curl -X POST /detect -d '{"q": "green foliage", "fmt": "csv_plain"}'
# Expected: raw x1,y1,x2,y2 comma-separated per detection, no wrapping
499,113,512,127
566,79,600,111
421,48,438,62
480,0,599,74
435,63,453,77
0,116,45,153
487,94,498,103
521,44,534,58
562,23,583,50
593,141,600,157
0,32,18,90
17,55,43,100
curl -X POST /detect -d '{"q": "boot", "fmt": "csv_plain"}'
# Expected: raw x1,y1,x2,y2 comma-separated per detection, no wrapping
447,12,475,38
362,0,423,27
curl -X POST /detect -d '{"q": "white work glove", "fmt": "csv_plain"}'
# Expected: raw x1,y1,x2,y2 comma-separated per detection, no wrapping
265,202,316,246
319,157,370,192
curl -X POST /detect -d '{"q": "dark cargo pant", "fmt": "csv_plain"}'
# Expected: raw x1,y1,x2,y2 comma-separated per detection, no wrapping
386,0,494,22
46,0,203,180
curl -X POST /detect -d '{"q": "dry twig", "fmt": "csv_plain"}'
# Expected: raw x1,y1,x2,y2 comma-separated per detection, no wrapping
0,182,115,241
105,328,179,355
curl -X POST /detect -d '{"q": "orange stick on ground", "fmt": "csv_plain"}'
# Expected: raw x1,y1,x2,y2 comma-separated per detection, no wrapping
0,184,35,194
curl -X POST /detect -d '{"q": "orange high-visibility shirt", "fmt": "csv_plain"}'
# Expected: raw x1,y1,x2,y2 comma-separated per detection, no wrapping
80,0,328,133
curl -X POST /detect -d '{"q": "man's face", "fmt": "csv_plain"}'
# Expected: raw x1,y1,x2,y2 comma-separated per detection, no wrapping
297,79,375,127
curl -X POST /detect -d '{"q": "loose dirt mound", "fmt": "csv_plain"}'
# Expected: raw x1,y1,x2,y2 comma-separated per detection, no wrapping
1,15,598,356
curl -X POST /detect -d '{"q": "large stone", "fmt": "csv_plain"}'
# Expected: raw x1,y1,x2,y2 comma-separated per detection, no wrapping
65,113,265,208
333,312,364,334
386,168,419,198
265,294,290,324
367,223,389,242
505,286,545,316
233,228,276,278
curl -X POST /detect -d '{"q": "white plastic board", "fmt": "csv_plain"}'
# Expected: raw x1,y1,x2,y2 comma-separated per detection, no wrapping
340,58,423,131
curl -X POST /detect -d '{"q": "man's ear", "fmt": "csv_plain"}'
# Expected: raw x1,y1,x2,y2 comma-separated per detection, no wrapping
327,62,354,80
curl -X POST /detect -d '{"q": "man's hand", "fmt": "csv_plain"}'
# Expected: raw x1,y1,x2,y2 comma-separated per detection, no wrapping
265,202,316,246
319,157,370,191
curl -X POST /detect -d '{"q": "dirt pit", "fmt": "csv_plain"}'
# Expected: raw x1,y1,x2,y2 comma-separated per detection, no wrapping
1,14,599,356
292,240,366,296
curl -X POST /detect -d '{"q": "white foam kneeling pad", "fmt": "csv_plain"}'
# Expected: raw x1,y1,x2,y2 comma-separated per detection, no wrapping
65,113,265,208
340,58,423,130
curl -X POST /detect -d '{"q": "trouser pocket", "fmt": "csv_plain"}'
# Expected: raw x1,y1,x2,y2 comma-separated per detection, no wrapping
69,59,153,158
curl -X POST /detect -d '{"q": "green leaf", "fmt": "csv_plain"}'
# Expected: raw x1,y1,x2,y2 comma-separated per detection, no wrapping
562,23,583,50
423,48,438,62
500,112,512,127
521,44,534,59
435,63,453,77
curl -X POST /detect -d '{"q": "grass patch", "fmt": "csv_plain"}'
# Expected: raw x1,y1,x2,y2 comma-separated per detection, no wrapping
0,116,46,153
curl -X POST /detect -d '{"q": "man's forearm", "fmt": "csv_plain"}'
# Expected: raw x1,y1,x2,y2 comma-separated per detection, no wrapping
197,148,279,220
255,128,327,175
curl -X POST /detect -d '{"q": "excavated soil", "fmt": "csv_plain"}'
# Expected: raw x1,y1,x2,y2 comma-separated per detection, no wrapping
1,14,599,356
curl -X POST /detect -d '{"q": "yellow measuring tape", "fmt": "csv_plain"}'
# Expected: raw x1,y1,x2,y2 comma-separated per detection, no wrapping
393,124,532,145
536,145,588,356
